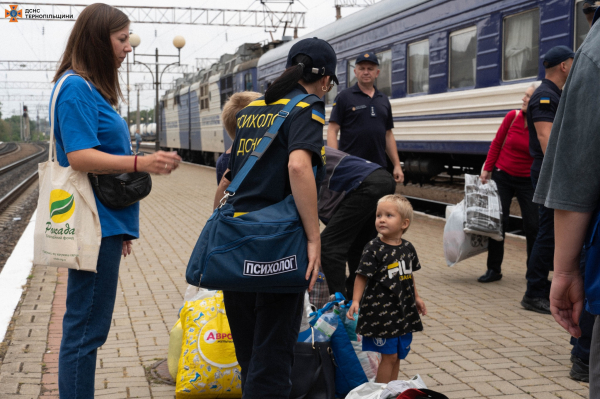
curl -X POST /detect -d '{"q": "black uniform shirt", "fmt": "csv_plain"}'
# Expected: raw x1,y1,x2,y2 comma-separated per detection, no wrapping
527,79,562,172
355,237,423,338
227,84,326,212
329,83,394,168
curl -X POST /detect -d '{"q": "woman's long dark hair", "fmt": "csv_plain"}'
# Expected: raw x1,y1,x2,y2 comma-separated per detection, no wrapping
53,3,129,106
265,54,325,104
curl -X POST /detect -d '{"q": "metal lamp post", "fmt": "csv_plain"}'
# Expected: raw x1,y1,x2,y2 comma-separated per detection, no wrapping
129,33,186,151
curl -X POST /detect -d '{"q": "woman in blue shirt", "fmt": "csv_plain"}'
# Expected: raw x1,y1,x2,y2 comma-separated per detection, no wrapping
50,4,181,398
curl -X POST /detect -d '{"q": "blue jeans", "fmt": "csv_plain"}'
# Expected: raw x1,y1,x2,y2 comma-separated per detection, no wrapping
58,235,123,399
222,291,304,399
527,171,553,298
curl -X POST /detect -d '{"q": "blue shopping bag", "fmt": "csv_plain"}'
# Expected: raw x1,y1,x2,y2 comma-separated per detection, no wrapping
186,94,315,293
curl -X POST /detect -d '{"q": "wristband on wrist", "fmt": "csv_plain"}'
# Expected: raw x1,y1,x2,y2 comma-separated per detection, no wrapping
134,155,138,172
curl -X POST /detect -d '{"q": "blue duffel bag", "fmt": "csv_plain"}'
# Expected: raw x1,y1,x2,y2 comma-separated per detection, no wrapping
186,94,314,293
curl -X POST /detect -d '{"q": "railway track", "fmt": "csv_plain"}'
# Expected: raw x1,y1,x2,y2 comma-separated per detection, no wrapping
0,143,18,157
0,143,47,213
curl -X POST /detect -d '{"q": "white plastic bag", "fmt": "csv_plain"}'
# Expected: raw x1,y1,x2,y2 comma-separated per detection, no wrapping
345,382,386,399
380,375,427,398
352,341,380,381
463,174,503,241
444,201,488,266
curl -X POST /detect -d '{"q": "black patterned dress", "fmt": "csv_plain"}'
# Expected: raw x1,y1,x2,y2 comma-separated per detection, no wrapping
355,237,423,338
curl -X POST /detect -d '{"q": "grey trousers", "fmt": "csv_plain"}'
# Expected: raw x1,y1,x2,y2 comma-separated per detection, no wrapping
591,316,600,396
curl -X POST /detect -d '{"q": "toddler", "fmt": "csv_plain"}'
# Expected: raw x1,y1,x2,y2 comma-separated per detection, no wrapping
347,194,427,383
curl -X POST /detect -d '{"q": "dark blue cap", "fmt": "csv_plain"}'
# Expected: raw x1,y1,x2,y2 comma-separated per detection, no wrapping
543,45,575,68
286,37,339,84
355,52,379,66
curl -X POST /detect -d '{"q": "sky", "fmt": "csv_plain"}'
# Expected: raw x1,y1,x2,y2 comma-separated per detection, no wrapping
0,0,364,120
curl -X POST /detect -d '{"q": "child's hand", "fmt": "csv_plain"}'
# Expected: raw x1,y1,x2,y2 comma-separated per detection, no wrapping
416,297,427,316
346,301,359,321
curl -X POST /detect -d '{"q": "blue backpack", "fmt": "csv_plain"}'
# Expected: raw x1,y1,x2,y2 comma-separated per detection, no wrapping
186,94,314,293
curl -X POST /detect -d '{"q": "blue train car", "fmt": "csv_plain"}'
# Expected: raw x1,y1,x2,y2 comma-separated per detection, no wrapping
257,0,590,177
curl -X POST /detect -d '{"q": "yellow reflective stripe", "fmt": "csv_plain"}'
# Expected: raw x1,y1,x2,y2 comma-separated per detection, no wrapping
246,99,310,108
233,212,248,218
312,114,325,124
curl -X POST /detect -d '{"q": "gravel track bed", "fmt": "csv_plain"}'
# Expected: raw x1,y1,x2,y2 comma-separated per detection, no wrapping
0,143,42,169
0,185,38,274
0,142,16,156
0,151,47,199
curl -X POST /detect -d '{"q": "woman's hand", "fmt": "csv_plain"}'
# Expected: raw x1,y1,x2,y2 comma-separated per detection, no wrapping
306,239,321,292
416,296,427,316
139,151,182,174
346,301,359,321
122,240,132,257
480,170,491,184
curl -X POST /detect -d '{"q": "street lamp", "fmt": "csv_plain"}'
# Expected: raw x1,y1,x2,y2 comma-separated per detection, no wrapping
129,33,185,151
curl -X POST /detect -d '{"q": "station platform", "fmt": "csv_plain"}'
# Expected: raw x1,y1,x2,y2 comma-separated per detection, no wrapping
0,163,589,399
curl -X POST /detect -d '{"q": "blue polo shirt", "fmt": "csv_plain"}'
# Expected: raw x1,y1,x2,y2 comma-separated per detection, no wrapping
50,71,139,240
329,83,394,168
526,79,561,173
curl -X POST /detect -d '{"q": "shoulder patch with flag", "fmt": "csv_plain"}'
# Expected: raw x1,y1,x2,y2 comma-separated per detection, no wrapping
540,97,551,104
312,110,325,124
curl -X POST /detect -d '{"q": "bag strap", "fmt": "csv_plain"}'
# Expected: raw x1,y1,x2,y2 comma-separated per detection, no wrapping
49,73,93,162
501,110,519,149
224,93,314,196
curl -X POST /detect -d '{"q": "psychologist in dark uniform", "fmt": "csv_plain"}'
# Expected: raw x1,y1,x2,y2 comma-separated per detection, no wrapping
217,37,336,399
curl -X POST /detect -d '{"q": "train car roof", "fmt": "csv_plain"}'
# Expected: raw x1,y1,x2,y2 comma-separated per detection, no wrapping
257,0,429,69
234,58,259,73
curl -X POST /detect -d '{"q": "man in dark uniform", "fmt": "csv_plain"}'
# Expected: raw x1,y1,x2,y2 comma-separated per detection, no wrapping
327,52,403,183
523,45,574,314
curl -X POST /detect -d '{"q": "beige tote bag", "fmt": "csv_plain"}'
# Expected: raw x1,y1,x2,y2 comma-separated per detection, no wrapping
33,74,102,272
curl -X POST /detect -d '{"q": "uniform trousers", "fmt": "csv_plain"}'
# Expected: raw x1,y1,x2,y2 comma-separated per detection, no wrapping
527,170,553,298
59,235,123,399
487,169,539,273
320,169,396,298
223,291,304,399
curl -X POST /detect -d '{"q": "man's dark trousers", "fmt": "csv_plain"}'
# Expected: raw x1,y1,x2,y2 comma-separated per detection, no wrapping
222,291,304,399
527,170,553,298
321,169,396,298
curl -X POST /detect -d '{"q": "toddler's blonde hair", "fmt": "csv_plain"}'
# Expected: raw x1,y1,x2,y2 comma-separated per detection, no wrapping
221,91,262,140
377,194,413,233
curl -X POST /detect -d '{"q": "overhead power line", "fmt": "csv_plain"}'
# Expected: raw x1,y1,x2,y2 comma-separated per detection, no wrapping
0,94,50,101
0,81,53,89
10,3,306,29
0,61,189,74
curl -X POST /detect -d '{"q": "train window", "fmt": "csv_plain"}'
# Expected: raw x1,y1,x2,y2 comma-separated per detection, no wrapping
326,67,338,105
408,40,429,94
503,9,540,81
375,50,392,97
347,58,358,88
245,73,253,91
200,84,209,110
575,0,591,50
449,27,477,89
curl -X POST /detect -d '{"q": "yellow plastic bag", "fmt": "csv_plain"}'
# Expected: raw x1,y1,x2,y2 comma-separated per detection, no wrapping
168,319,183,380
176,291,242,398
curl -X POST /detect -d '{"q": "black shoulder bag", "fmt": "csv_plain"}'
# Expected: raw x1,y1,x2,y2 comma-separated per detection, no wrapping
88,171,151,210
